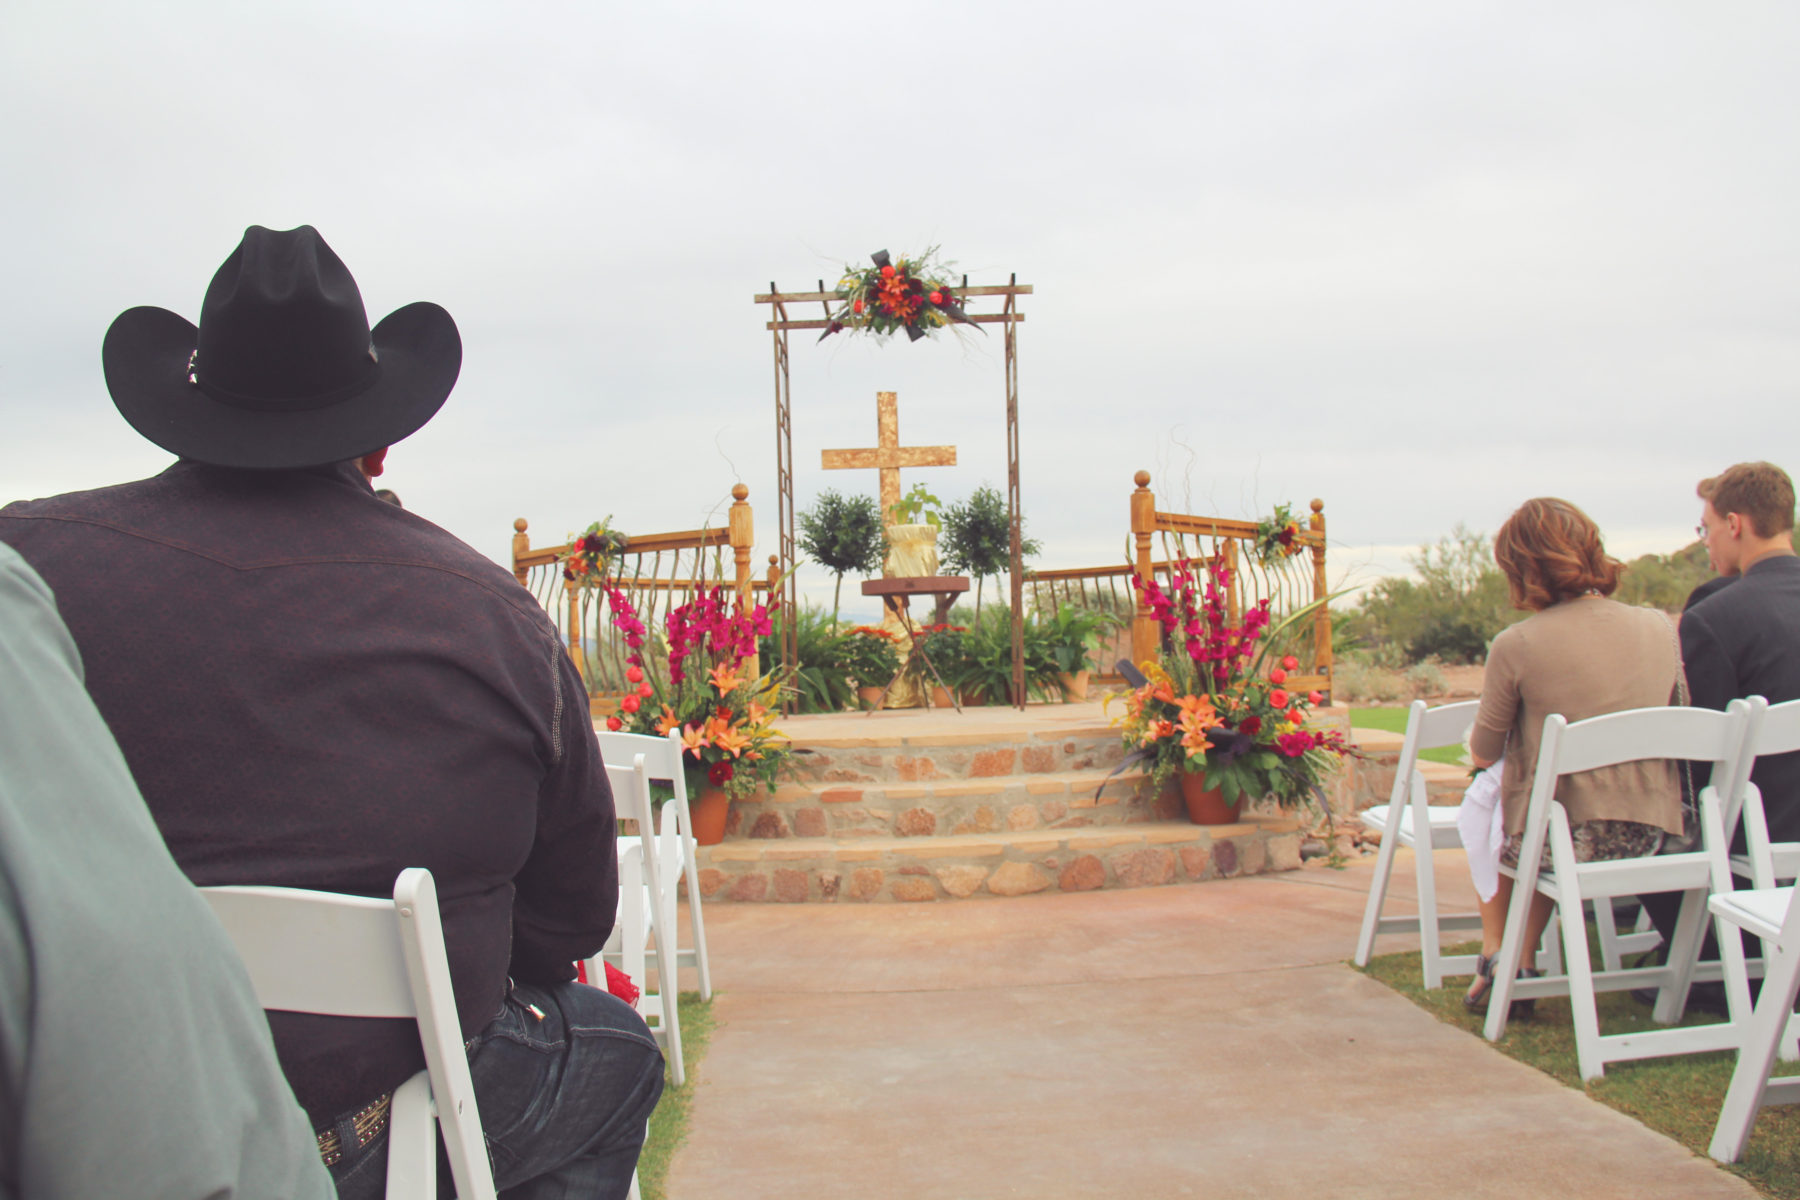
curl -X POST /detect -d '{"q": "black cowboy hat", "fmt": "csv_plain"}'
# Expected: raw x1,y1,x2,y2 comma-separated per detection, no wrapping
102,225,461,470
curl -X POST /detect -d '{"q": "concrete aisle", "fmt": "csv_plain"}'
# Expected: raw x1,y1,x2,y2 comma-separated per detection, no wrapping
664,849,1758,1199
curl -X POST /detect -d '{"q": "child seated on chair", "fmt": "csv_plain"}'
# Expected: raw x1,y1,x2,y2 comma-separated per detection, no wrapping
1462,498,1685,1014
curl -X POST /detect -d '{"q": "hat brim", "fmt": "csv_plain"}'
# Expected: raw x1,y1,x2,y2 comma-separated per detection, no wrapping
103,301,462,470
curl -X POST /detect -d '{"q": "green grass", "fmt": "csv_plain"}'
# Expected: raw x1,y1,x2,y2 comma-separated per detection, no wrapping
638,991,716,1200
1350,706,1469,766
1357,940,1800,1198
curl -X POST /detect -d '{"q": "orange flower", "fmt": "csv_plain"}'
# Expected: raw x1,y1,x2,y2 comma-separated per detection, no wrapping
680,723,710,754
713,722,751,758
652,705,679,735
709,663,742,694
875,273,921,320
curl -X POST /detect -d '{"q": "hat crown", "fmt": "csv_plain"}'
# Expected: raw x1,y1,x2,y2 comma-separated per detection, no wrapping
195,225,375,403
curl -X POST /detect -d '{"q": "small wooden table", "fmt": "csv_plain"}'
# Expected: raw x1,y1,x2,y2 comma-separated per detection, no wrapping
860,576,970,714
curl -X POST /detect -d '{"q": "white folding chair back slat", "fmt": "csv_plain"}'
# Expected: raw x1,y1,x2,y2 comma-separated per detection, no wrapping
595,728,713,1001
1733,699,1800,890
1354,700,1485,988
1484,701,1757,1082
203,868,497,1200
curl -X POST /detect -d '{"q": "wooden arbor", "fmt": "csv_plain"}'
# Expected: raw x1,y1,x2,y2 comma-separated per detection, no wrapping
754,273,1033,708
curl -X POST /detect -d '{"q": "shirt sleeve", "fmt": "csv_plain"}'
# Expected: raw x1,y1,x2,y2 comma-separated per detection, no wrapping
1471,628,1521,763
1678,607,1736,714
508,637,620,984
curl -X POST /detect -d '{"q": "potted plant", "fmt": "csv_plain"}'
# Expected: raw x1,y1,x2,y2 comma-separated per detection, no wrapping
950,607,1062,705
1036,604,1119,701
603,581,794,843
1111,556,1352,824
833,625,904,708
885,483,943,578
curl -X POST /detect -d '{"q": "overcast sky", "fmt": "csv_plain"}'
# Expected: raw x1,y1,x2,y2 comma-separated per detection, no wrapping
4,1,1795,619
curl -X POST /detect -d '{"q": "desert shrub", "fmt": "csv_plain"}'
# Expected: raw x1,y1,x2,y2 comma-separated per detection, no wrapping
1405,658,1447,697
1615,541,1713,611
1331,654,1409,703
1342,524,1512,665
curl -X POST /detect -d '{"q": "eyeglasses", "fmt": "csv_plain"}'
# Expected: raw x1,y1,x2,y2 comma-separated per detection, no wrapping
1696,523,1709,539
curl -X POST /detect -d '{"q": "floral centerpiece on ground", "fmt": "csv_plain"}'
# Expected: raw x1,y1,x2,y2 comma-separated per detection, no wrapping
1113,556,1351,811
603,582,791,801
833,625,904,692
819,248,981,343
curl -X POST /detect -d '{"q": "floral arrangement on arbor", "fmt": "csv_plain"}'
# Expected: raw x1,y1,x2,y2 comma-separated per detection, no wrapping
1113,556,1351,809
1253,503,1306,564
819,248,981,343
560,517,629,583
603,582,792,800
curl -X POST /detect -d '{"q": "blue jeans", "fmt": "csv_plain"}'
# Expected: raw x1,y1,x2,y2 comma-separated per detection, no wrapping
329,981,665,1200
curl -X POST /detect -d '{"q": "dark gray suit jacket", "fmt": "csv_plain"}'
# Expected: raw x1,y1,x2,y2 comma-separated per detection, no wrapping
1681,554,1800,843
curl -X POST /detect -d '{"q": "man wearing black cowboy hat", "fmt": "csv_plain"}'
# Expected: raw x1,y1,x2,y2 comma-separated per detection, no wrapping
0,226,662,1199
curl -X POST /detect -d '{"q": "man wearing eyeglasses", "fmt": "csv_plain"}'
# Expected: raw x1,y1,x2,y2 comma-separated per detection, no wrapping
1683,462,1800,835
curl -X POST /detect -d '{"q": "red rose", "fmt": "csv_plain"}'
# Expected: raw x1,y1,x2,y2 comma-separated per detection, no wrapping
1281,655,1299,671
1268,668,1287,685
1241,716,1262,735
708,760,735,786
605,716,623,731
626,665,644,684
638,681,654,698
1309,690,1324,705
880,264,895,278
1269,689,1290,709
621,694,641,714
1287,707,1305,723
929,290,943,304
852,298,864,314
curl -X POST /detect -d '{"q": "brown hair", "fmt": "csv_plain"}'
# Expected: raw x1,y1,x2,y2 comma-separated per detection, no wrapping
1493,498,1623,612
1698,462,1795,538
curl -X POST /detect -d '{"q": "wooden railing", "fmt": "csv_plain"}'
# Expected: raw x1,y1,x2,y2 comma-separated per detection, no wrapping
511,484,779,705
1028,471,1332,700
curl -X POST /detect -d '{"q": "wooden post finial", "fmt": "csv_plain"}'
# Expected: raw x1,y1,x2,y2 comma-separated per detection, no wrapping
1134,470,1151,489
732,483,749,502
513,517,528,532
1310,498,1324,514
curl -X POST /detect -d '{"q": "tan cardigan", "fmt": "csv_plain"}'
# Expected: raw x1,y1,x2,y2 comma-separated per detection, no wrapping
1471,596,1683,837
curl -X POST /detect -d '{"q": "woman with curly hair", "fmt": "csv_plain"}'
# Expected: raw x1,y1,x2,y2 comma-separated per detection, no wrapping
1462,497,1685,1014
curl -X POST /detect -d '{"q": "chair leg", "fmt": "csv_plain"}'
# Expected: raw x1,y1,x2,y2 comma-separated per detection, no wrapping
1353,815,1402,968
683,835,713,1002
1654,889,1710,1025
1711,931,1800,1161
385,1071,437,1200
1595,896,1625,973
1417,832,1447,990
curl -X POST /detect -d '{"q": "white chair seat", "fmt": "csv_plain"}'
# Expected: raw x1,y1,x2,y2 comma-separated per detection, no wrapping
1711,887,1792,944
1358,802,1466,850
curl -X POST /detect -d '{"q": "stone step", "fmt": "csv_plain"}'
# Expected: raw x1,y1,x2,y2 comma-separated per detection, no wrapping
693,817,1305,903
787,723,1126,786
728,768,1166,840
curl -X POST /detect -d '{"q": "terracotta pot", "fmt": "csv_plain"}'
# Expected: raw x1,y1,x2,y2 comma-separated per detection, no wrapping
930,685,957,709
691,786,731,846
857,685,887,710
1178,772,1240,825
1059,670,1091,703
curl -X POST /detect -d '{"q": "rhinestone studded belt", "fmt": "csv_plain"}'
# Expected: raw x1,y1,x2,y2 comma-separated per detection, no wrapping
316,1093,392,1167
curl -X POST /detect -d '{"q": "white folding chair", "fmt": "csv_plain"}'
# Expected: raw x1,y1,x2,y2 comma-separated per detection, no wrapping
597,752,685,1088
1706,883,1800,1161
1485,701,1757,1081
202,868,496,1200
596,728,713,1001
1354,700,1485,987
1732,697,1800,891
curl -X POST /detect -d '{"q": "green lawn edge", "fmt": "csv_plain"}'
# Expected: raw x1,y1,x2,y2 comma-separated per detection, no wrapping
1350,706,1468,766
638,991,716,1200
1355,941,1800,1198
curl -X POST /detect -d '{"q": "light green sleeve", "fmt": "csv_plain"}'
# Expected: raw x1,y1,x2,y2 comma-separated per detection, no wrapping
0,544,334,1200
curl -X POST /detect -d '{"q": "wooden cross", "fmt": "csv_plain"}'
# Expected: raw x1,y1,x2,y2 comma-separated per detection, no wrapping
820,392,957,524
